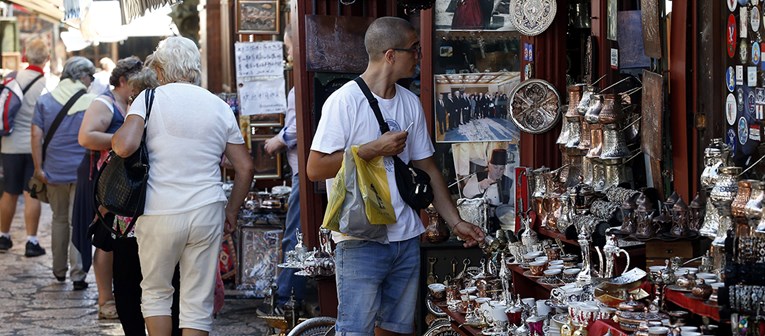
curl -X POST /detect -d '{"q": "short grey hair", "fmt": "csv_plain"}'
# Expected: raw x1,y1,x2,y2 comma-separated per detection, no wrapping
61,56,95,82
152,36,201,85
24,38,49,65
364,17,416,61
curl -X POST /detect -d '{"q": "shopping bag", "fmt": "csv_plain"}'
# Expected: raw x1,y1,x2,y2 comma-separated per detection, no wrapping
351,146,396,225
321,147,389,244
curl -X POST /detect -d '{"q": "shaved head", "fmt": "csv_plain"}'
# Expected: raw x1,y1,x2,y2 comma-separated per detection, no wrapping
365,16,416,61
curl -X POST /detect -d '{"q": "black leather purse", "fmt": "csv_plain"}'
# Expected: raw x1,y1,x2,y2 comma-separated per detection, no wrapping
354,77,434,212
93,88,155,237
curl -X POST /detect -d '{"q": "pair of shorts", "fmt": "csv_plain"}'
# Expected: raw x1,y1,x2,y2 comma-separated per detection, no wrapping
2,153,34,195
334,237,420,335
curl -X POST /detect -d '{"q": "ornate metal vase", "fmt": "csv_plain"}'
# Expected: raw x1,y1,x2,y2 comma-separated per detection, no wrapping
602,157,627,190
688,192,705,232
700,139,732,190
584,94,604,123
600,124,630,159
745,181,765,225
709,166,741,246
731,179,754,219
634,194,657,239
576,86,594,115
566,85,583,118
597,93,622,124
670,198,689,237
619,193,639,235
587,124,603,159
564,148,586,188
578,119,592,151
557,118,574,145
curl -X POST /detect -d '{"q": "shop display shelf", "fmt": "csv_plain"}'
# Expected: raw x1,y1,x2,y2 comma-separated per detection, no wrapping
664,287,720,321
433,301,483,336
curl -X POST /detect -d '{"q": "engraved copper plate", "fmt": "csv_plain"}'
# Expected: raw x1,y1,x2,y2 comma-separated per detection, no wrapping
510,0,557,36
509,79,561,134
641,70,663,159
640,0,661,58
305,15,375,73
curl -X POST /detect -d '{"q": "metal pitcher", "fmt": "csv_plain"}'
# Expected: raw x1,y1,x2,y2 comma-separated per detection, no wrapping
600,124,630,159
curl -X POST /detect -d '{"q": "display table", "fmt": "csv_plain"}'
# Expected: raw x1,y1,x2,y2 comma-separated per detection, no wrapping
664,287,720,321
434,302,483,336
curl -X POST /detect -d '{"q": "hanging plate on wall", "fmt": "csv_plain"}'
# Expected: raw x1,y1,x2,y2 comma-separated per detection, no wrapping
510,0,557,36
508,79,561,134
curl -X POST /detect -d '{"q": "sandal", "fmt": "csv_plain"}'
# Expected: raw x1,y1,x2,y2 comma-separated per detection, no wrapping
98,300,119,320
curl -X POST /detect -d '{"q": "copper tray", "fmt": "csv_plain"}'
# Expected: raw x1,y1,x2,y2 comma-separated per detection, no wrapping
509,79,561,134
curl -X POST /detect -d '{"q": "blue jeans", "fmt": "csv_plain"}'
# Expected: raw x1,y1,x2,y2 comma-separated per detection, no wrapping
334,237,420,335
276,174,306,305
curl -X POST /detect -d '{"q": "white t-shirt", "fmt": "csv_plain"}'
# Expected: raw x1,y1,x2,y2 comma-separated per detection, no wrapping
127,83,244,215
311,81,434,242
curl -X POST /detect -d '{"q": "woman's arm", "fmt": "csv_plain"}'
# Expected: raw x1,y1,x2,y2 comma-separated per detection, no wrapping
79,99,115,150
111,114,144,158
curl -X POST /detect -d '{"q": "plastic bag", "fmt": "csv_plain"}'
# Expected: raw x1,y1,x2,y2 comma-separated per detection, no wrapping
321,146,391,243
352,146,396,225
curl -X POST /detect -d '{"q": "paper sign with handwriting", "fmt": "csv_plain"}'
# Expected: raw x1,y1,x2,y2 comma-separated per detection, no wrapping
234,41,284,81
238,78,286,115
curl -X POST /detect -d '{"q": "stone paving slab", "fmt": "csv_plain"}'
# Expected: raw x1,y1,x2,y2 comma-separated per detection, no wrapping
0,198,272,335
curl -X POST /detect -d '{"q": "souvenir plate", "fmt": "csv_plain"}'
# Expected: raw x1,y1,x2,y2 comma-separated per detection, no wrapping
510,0,557,36
727,66,736,92
728,14,737,58
754,43,761,65
509,79,561,134
740,0,750,5
749,90,757,114
729,0,737,11
752,6,761,32
739,116,749,145
754,0,760,5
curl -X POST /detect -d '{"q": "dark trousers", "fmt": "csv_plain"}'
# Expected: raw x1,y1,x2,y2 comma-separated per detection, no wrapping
113,237,181,336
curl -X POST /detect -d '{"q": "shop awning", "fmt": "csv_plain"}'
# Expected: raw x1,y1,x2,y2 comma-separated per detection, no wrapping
5,0,64,23
118,0,180,25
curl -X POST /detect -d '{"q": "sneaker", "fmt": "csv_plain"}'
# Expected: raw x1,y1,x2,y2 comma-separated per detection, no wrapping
255,304,285,316
24,241,46,257
55,275,65,282
73,280,88,291
0,236,12,251
98,300,119,319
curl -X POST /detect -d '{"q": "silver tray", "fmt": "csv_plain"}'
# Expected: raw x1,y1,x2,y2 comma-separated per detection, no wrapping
509,79,561,134
510,0,558,36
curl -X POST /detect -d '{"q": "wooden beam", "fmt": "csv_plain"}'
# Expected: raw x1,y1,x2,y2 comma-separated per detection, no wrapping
669,0,690,201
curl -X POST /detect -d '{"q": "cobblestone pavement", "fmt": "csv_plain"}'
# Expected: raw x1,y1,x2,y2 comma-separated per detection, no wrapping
0,199,271,335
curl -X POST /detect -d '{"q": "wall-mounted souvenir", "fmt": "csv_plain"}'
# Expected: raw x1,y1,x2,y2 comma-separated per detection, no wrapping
728,0,737,12
741,7,749,38
749,90,757,117
509,0,557,36
728,14,737,58
434,73,521,143
617,11,651,69
751,124,761,141
305,15,374,73
727,66,736,92
753,0,760,6
508,79,561,134
740,39,750,63
737,65,745,85
434,0,517,31
641,0,662,58
757,88,765,103
739,117,750,145
728,129,738,153
641,70,663,159
754,43,762,65
751,6,761,32
607,0,617,40
749,66,759,87
251,135,283,179
727,93,738,125
524,63,533,79
738,87,746,113
739,0,749,5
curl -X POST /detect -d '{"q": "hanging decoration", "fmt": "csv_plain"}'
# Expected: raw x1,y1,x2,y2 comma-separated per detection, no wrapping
119,0,181,25
509,0,557,36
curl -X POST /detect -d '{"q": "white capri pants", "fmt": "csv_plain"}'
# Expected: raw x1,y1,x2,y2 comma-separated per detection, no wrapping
135,201,224,332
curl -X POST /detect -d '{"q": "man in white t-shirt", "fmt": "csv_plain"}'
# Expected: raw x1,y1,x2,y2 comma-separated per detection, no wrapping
307,16,485,336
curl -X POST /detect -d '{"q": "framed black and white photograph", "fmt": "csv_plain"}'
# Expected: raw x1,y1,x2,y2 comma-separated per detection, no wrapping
236,0,280,35
434,72,522,143
251,135,282,179
434,0,516,31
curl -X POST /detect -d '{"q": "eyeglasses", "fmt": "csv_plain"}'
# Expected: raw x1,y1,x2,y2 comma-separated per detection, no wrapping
389,44,421,58
88,74,95,82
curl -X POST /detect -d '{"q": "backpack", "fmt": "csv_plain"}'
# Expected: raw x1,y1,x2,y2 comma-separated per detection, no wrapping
0,73,44,136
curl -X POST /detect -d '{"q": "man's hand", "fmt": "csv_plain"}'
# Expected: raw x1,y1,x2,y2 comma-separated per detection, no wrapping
358,131,407,161
224,207,238,234
452,220,486,247
264,136,286,156
34,169,48,184
478,178,495,191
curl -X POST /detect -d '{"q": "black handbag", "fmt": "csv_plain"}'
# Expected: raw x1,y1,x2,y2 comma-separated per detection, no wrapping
354,77,434,211
93,88,155,238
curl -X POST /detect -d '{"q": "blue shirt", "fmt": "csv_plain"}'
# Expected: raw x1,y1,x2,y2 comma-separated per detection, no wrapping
32,93,87,184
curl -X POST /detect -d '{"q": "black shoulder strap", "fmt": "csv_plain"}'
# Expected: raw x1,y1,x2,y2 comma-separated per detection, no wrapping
43,89,86,158
21,74,44,94
354,77,390,134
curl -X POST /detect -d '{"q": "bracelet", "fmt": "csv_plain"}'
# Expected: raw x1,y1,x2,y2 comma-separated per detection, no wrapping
452,220,467,230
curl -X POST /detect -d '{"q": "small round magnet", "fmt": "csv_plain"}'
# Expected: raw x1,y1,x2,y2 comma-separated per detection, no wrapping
754,42,762,65
740,0,749,5
728,0,737,12
728,14,738,58
753,6,761,32
741,40,750,63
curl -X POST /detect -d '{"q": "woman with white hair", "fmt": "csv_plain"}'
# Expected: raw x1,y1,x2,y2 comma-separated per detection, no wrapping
112,36,254,335
31,56,96,290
